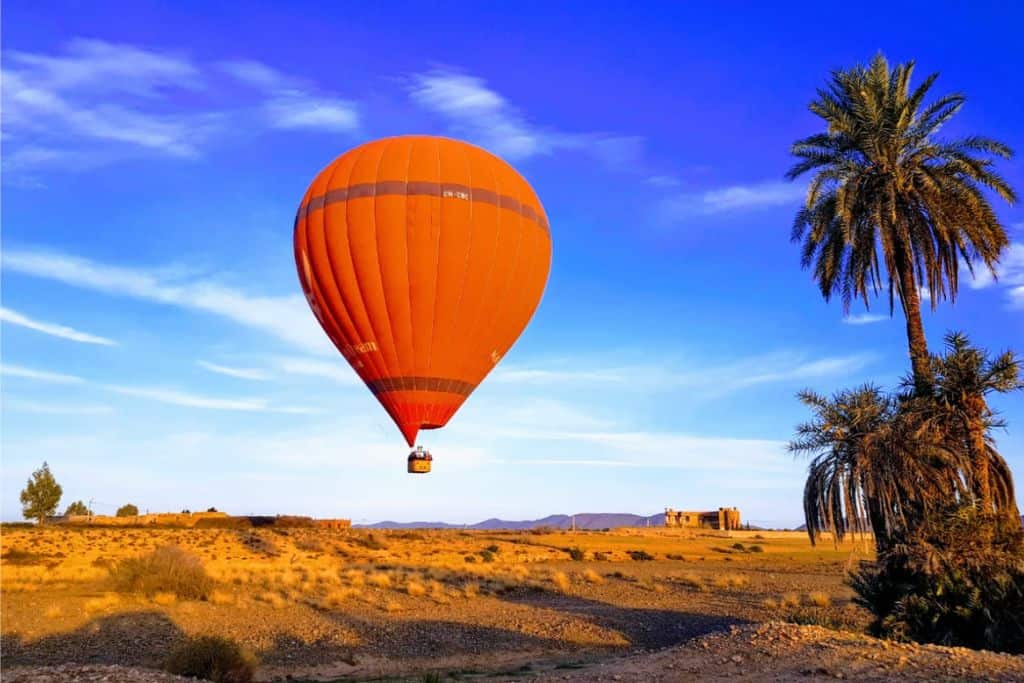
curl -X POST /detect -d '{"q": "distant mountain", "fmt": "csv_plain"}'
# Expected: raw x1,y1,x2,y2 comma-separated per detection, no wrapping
358,512,664,530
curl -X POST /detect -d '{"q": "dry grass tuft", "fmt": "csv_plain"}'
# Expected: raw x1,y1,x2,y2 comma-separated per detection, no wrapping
209,589,235,606
712,573,749,589
164,634,256,683
367,572,392,589
405,579,427,597
84,592,121,613
550,571,571,592
44,605,62,618
806,591,831,607
109,545,212,600
152,591,177,606
781,593,801,608
463,582,480,599
582,569,604,584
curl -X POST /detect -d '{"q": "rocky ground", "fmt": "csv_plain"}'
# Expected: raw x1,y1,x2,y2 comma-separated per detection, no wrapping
6,623,1024,681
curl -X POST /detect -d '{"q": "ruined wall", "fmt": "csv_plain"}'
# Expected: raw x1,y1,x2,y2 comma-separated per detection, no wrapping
665,507,741,530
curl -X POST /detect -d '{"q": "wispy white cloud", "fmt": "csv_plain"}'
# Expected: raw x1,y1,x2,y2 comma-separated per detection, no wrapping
408,70,640,165
2,42,359,177
277,357,359,384
964,242,1024,310
2,40,212,162
2,247,332,355
492,351,876,396
220,59,359,133
0,363,85,384
197,361,271,381
0,306,117,345
842,313,888,325
657,181,805,220
104,385,283,412
2,399,113,415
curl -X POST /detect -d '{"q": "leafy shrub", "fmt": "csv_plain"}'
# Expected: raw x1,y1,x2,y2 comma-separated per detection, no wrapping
627,550,654,561
593,551,609,561
731,543,746,551
116,503,139,517
109,545,212,599
485,544,500,553
478,550,495,563
464,555,477,563
851,508,1024,653
165,635,255,683
666,553,684,560
748,544,765,553
565,546,585,561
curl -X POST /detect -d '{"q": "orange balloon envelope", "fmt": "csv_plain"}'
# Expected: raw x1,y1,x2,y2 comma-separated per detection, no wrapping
294,136,552,447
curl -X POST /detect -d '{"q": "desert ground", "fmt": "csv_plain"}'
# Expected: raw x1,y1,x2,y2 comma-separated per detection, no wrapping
3,525,1023,681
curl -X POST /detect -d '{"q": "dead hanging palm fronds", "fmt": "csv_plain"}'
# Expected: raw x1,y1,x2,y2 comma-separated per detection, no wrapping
791,385,977,552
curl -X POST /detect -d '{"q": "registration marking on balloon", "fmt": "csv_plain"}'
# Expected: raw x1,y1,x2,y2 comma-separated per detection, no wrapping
294,136,552,472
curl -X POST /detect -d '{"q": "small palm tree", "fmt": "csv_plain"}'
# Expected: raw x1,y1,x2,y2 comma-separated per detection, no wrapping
788,54,1016,395
791,385,976,552
914,331,1022,517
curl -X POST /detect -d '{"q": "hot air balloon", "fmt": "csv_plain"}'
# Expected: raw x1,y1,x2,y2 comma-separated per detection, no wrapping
294,136,552,472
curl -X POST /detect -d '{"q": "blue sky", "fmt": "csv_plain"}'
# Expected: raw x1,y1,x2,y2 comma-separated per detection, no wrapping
2,1,1022,527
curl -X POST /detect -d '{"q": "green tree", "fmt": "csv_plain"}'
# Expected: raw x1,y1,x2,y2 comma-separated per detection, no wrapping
20,462,63,524
787,54,1016,395
915,332,1022,517
116,503,140,517
64,500,91,516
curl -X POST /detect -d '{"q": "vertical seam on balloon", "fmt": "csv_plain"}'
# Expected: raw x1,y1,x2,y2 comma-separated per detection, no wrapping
400,139,420,423
453,149,502,388
372,137,404,425
310,165,359,365
426,136,443,427
343,146,397,422
401,139,418,405
483,175,527,375
442,142,475,399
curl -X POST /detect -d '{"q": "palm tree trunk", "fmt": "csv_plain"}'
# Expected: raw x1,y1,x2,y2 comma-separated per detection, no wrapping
893,238,932,395
964,395,992,514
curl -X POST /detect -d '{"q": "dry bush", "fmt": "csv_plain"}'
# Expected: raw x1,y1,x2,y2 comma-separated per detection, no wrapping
324,588,353,606
550,571,571,592
367,572,392,589
84,592,121,613
762,598,778,609
109,545,212,600
712,573,749,589
582,569,604,584
209,590,235,606
676,573,704,590
781,593,801,608
463,582,479,599
806,591,831,607
257,591,287,608
165,635,256,683
152,591,177,606
406,579,427,597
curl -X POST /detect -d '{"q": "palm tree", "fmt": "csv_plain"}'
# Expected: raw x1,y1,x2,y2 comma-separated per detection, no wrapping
787,54,1016,395
915,331,1022,517
791,385,977,552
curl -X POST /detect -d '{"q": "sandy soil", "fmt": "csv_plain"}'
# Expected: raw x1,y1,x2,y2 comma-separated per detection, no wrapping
3,526,1019,681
